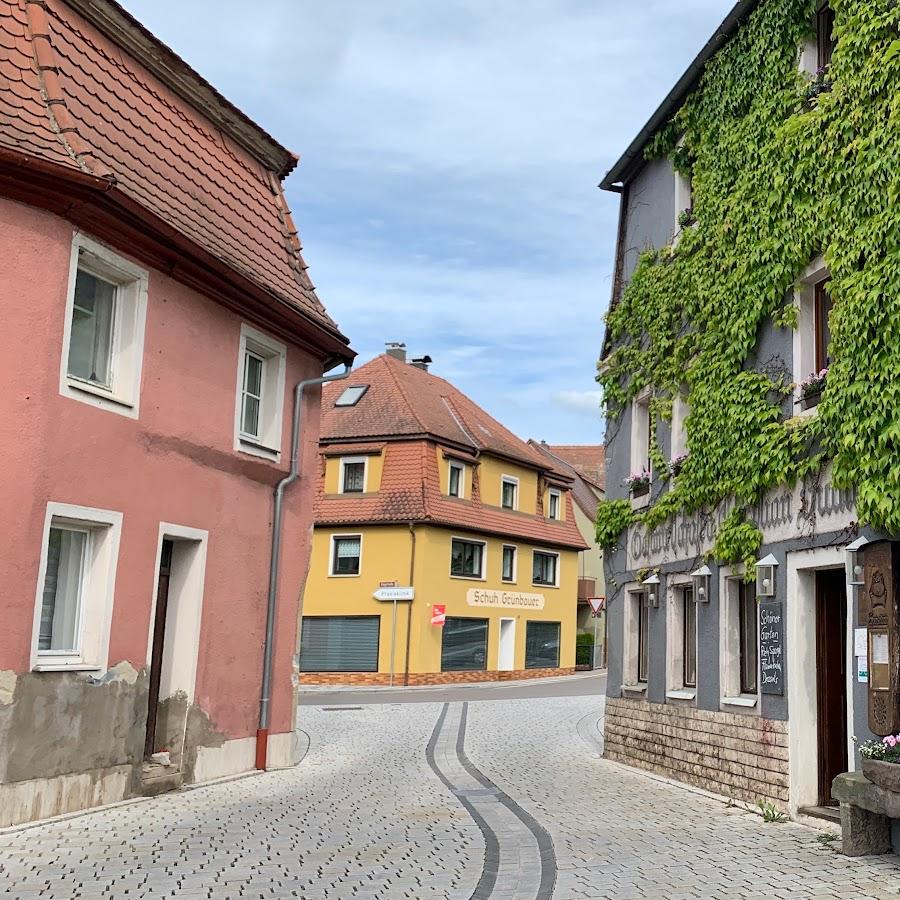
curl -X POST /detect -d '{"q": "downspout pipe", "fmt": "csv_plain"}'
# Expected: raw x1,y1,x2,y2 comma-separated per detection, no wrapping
256,362,352,770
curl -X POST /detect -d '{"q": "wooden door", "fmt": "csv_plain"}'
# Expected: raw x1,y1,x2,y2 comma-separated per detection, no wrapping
145,539,174,760
816,569,847,804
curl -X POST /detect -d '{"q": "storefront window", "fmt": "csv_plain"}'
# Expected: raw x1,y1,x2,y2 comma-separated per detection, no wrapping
441,617,488,671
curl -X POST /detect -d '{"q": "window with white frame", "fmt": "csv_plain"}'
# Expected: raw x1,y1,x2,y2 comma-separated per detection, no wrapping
670,392,689,465
450,538,485,579
630,389,653,506
501,476,518,510
532,550,559,587
32,503,123,670
330,535,362,576
340,457,367,494
623,588,650,688
673,140,693,243
60,235,148,417
448,461,466,498
666,582,697,698
792,258,832,415
548,489,561,521
235,324,286,456
722,575,759,705
501,545,517,583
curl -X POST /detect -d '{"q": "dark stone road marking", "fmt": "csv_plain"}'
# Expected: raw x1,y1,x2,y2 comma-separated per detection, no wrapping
426,701,557,900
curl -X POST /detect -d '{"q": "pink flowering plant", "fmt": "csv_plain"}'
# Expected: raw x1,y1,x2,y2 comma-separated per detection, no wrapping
669,453,689,478
624,469,651,495
799,367,828,398
856,734,900,763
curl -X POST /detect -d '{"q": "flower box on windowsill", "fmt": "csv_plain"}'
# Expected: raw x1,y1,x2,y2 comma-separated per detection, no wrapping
630,480,650,498
862,759,900,793
799,390,821,411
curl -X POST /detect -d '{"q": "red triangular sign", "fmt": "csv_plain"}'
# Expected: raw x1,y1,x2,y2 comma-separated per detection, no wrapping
588,597,605,614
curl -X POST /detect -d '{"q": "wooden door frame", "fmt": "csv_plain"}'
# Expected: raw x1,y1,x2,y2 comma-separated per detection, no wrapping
815,568,848,805
786,548,855,815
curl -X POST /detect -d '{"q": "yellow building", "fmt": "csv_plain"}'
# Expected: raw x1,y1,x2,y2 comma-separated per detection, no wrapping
298,346,589,685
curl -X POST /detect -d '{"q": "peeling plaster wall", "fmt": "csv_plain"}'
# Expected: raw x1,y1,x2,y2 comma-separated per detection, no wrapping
0,193,320,823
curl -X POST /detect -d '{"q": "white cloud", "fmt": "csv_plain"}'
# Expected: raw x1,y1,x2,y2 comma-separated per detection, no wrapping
119,0,735,442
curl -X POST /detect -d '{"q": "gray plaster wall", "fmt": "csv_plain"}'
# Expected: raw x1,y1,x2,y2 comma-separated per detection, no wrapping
621,157,676,288
603,158,877,757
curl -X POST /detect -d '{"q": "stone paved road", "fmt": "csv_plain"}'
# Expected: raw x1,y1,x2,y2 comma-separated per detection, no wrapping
1,677,899,898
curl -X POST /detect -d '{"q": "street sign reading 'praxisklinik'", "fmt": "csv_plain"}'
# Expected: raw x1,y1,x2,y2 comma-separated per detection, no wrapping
373,587,415,602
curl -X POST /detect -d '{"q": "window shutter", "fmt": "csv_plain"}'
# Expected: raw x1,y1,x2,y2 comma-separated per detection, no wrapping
299,617,379,672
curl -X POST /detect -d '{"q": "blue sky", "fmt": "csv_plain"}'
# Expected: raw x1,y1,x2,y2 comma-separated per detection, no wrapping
121,0,733,444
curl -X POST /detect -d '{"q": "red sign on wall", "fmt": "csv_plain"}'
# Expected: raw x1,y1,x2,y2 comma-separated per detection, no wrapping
431,605,446,626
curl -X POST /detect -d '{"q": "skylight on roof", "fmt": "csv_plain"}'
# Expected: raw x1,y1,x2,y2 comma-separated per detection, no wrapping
335,385,369,407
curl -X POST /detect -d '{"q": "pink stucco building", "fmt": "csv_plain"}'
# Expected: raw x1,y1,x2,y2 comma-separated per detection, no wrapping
0,0,353,826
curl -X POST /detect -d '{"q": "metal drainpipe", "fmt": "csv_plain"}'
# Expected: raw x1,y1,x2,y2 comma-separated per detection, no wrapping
256,362,351,770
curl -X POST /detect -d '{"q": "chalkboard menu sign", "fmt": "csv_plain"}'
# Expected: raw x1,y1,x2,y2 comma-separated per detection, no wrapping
759,600,784,696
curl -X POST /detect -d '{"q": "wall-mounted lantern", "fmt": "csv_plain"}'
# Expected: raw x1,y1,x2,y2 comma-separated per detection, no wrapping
691,565,711,603
846,536,869,587
643,572,661,608
755,554,778,597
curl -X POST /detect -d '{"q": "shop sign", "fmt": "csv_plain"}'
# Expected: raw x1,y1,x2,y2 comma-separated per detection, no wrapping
627,464,856,569
431,605,446,626
759,600,784,696
466,589,545,610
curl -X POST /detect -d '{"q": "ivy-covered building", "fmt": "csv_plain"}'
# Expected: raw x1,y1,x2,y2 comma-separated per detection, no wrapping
598,0,900,825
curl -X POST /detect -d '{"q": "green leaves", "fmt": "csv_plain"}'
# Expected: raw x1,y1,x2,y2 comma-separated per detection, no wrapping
597,0,900,556
595,500,636,550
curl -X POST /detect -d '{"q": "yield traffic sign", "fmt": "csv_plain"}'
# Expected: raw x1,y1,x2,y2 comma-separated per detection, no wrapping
588,597,605,615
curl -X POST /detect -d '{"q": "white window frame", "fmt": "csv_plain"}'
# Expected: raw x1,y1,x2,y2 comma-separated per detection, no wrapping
666,576,697,702
720,567,760,712
501,544,518,583
501,475,519,511
547,488,561,521
233,323,287,459
30,501,123,672
621,584,648,694
630,387,652,510
670,393,689,463
672,140,693,246
448,461,466,499
339,456,369,494
146,523,208,706
329,533,363,578
531,548,560,589
450,536,487,581
59,233,149,419
792,256,831,420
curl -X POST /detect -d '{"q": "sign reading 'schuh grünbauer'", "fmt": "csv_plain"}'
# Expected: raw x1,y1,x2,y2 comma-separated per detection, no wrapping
466,589,545,610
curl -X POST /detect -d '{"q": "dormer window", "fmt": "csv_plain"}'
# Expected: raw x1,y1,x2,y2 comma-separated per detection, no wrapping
340,457,367,494
501,476,519,510
448,461,465,498
548,489,561,521
817,2,836,70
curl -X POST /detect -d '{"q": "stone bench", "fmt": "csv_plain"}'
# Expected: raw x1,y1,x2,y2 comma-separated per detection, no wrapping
832,772,898,856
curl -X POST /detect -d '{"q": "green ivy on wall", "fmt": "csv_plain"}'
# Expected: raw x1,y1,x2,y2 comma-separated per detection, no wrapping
595,0,900,562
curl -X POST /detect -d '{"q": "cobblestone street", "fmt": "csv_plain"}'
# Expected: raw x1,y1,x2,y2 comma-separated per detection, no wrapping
2,676,900,898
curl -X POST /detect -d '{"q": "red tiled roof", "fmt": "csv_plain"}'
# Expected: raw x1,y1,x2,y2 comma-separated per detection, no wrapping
528,441,604,522
315,441,588,551
544,444,606,490
0,0,346,343
321,354,565,473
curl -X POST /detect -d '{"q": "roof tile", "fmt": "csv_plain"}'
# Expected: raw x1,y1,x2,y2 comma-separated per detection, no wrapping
0,0,342,335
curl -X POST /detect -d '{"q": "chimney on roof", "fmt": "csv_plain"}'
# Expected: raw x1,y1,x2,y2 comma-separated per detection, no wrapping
385,341,407,362
410,355,433,372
